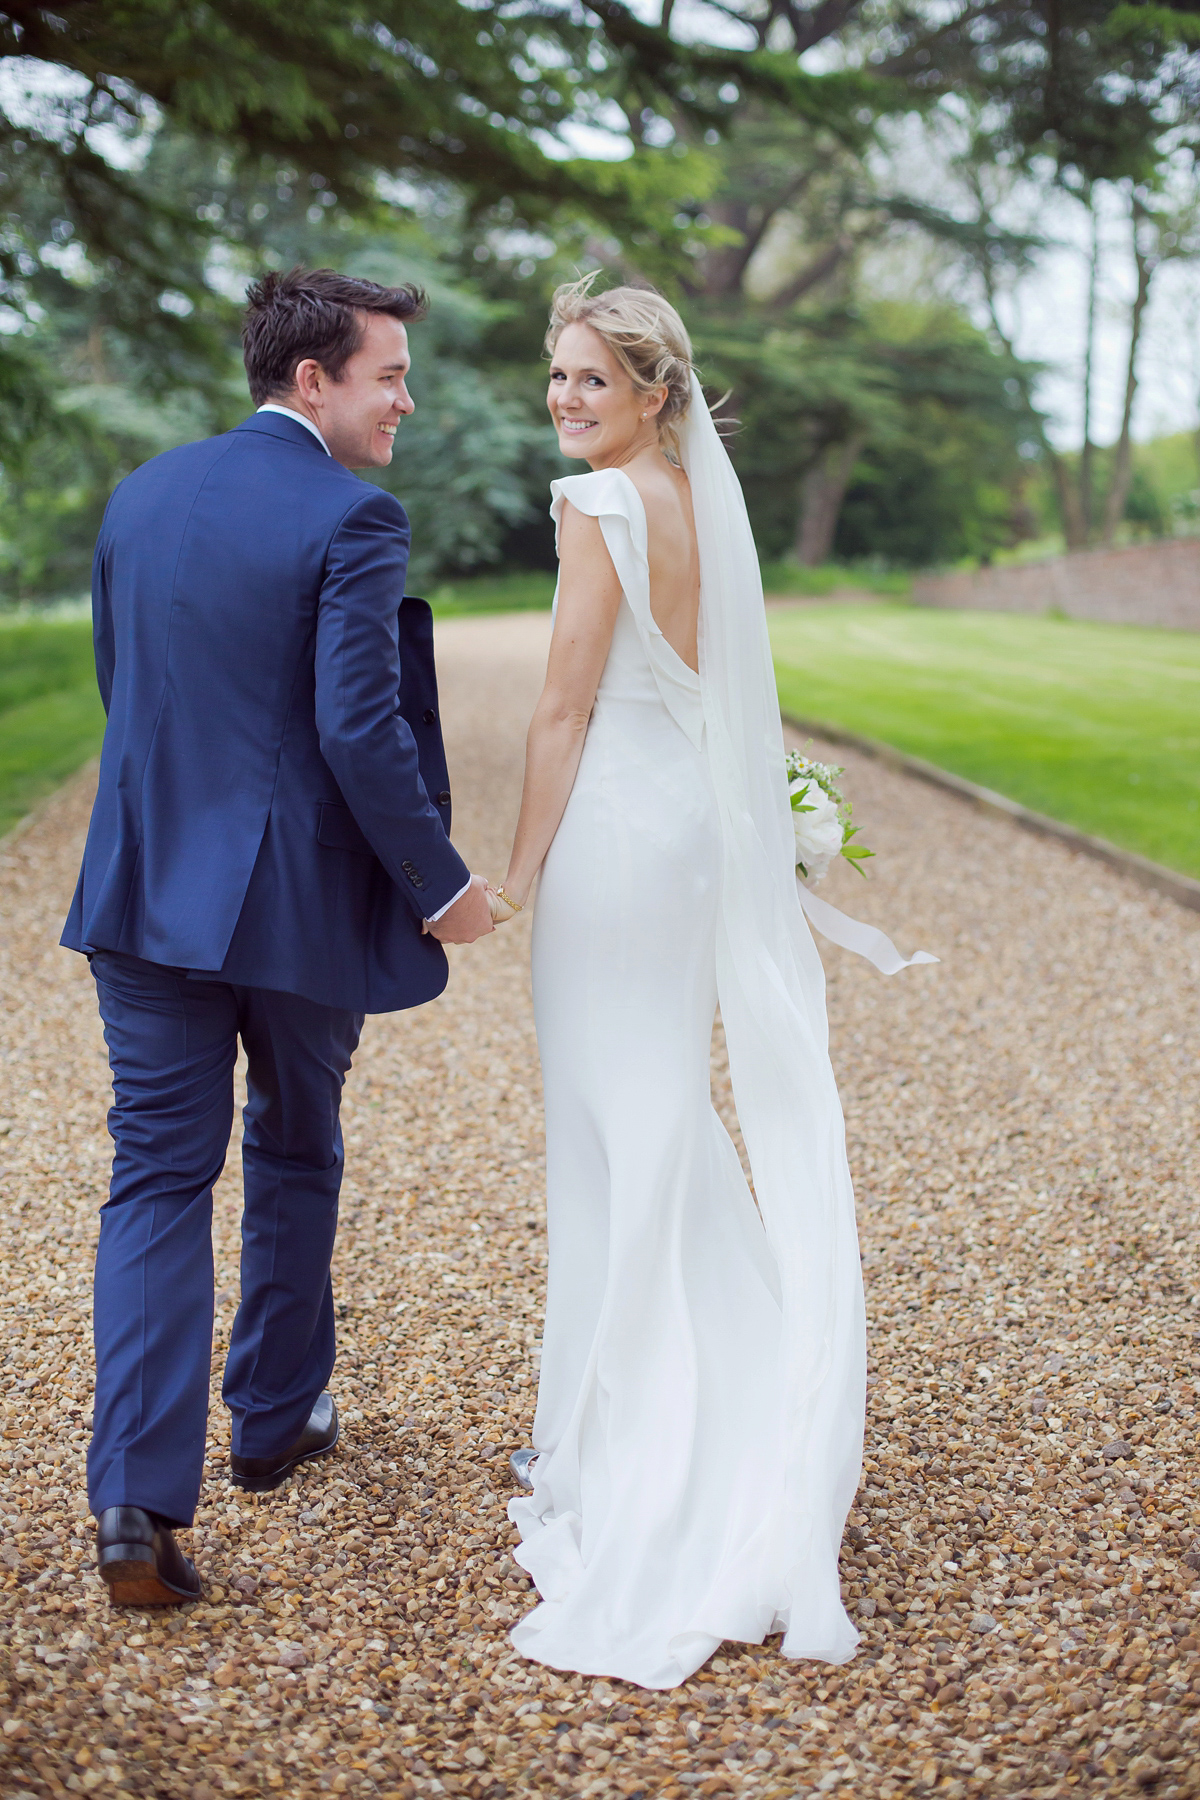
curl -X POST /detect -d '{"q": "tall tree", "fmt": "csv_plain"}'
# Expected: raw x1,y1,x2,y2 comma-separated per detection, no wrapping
1099,187,1200,542
952,0,1197,545
0,128,568,598
0,0,811,426
0,2,882,348
653,91,1040,562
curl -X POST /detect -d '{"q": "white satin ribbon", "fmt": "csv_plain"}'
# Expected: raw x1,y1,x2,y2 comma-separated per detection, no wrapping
798,882,939,976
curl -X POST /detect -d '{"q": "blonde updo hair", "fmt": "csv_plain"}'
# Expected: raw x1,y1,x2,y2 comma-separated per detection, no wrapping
545,274,693,459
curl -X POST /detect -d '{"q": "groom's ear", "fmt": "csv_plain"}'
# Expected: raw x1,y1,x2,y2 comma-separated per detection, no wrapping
293,358,326,404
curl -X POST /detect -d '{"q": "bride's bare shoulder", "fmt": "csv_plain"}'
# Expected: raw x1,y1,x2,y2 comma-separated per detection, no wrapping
620,458,694,533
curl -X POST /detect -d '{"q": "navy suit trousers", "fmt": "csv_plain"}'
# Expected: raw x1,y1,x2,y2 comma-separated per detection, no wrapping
88,951,363,1525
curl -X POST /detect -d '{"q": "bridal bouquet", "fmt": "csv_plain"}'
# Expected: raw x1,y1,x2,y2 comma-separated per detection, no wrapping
786,747,873,883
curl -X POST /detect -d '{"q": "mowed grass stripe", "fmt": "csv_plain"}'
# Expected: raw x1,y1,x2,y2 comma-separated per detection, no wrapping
0,679,106,839
768,603,1200,880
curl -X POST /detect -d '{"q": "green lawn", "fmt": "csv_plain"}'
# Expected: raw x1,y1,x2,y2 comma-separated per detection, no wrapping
0,619,105,839
6,598,1199,882
427,569,556,617
769,603,1200,879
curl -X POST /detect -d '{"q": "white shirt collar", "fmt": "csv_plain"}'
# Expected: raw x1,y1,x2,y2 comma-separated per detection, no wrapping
256,403,331,456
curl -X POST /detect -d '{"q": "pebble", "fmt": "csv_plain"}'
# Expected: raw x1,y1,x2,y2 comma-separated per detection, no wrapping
0,611,1197,1800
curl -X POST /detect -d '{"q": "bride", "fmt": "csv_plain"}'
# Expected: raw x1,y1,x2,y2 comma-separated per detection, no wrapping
487,277,866,1689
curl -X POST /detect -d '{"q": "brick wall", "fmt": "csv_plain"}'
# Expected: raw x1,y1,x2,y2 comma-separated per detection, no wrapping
912,538,1200,630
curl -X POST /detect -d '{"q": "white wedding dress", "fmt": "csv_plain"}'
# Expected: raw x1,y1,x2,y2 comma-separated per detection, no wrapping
508,386,867,1689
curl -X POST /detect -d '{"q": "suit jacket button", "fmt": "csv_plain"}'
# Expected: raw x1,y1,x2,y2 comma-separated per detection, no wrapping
423,708,437,725
437,791,451,806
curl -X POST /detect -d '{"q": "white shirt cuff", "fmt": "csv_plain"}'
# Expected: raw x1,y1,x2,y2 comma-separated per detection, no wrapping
424,876,473,924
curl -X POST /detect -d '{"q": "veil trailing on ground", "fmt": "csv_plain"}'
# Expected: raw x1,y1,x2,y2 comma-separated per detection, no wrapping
679,371,867,1658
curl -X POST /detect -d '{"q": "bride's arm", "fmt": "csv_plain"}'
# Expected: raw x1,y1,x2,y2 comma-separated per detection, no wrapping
500,503,622,906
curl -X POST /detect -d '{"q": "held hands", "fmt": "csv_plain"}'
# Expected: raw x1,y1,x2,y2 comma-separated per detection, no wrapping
487,881,527,923
425,874,495,945
422,874,528,944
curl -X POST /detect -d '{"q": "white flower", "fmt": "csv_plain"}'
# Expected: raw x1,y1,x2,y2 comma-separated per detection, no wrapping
789,778,845,883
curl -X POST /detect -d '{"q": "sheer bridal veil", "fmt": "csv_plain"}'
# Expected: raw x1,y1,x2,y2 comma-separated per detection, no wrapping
680,372,866,1659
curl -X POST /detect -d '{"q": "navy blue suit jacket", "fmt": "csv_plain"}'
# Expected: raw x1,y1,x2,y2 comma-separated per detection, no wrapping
62,411,471,1013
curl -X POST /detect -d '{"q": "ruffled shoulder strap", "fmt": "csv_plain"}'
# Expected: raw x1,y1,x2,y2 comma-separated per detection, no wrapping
549,467,647,582
549,468,702,746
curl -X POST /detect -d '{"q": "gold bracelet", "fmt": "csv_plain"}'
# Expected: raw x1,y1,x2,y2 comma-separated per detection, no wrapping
494,884,524,914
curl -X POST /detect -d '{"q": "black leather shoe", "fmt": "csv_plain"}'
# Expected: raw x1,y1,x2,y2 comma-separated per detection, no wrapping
230,1391,339,1493
97,1506,202,1607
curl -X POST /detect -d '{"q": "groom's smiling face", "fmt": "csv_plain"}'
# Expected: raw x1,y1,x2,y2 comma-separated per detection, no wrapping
291,313,415,469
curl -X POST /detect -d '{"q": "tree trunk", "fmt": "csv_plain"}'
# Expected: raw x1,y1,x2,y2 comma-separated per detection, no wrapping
85,321,109,384
1054,457,1089,551
1101,196,1155,546
975,245,1088,550
794,433,866,566
1079,194,1100,544
689,173,818,303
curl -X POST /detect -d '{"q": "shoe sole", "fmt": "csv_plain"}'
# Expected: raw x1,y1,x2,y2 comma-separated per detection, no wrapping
230,1426,339,1494
99,1549,201,1607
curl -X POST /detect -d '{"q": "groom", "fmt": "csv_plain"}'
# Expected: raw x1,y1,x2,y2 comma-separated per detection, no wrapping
62,266,493,1605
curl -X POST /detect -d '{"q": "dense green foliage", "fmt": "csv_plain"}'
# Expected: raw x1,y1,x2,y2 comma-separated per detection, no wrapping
1,0,1196,603
0,135,564,598
1114,433,1200,537
706,296,1034,566
0,110,1047,597
0,2,769,407
770,603,1200,878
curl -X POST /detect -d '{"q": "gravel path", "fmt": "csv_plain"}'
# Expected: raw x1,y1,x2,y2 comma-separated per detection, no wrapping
1,609,1199,1800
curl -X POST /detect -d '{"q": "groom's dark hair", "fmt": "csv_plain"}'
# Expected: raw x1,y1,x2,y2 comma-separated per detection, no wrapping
242,266,427,405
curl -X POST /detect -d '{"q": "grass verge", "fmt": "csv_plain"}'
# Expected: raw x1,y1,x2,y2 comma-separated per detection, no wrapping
426,560,912,614
426,570,557,617
760,560,912,599
769,602,1200,880
0,617,106,838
